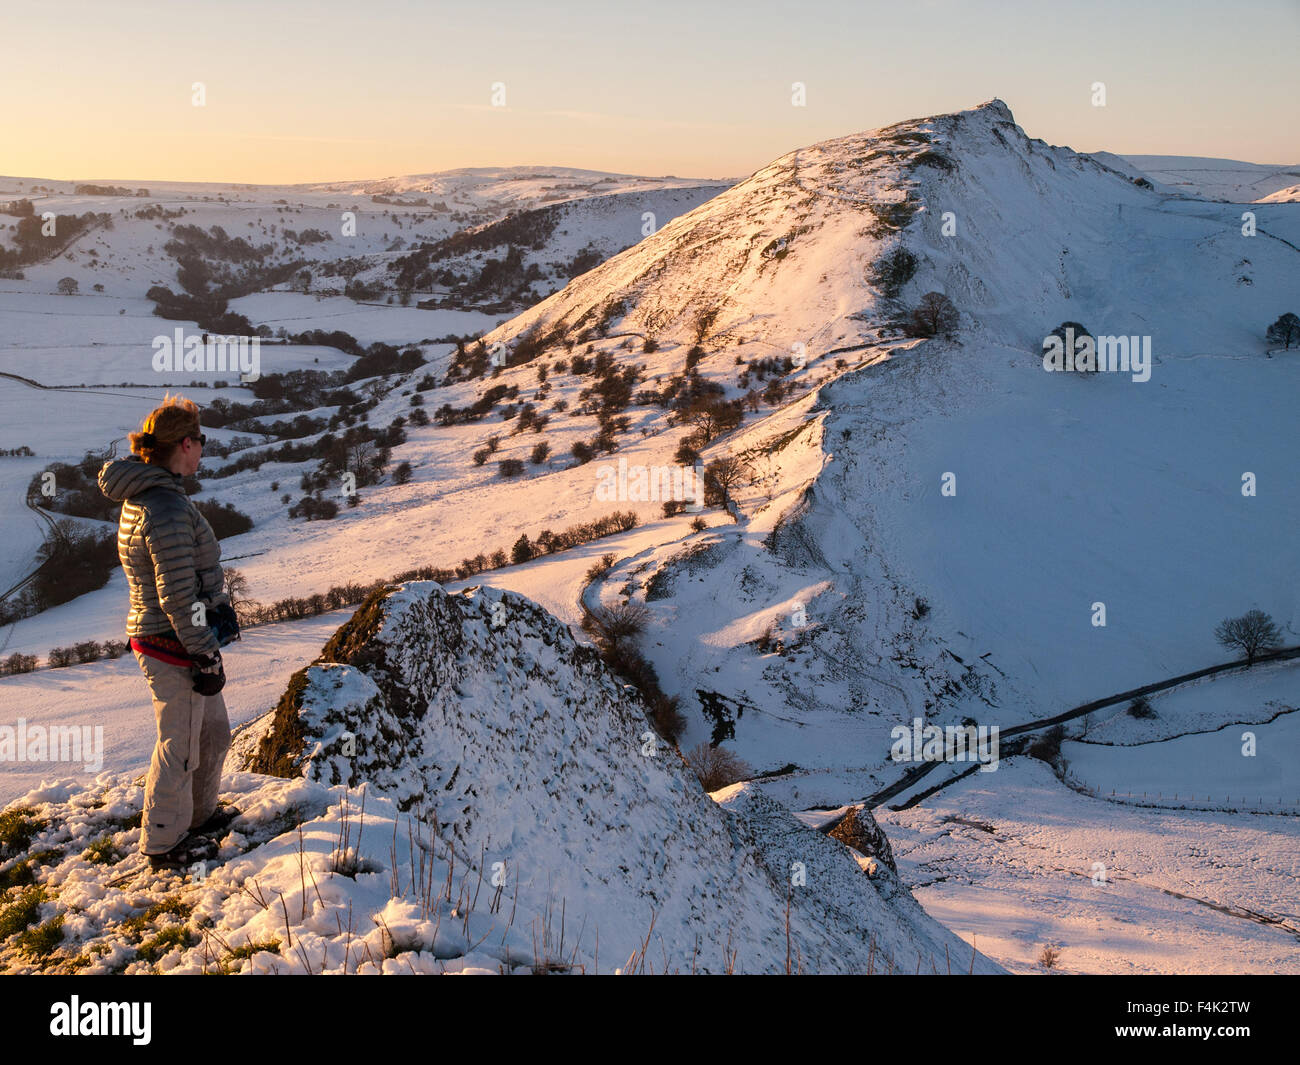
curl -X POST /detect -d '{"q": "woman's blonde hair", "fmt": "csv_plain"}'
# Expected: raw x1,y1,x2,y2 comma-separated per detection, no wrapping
129,393,202,464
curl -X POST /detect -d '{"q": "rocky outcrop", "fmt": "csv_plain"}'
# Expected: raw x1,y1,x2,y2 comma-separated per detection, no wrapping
828,804,898,874
234,580,1002,973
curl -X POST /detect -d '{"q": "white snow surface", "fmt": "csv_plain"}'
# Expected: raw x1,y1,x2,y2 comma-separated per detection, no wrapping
1117,155,1300,203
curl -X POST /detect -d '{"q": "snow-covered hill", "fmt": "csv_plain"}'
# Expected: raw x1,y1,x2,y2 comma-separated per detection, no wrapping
0,168,726,302
338,182,731,309
1116,155,1300,202
475,97,1298,755
1257,183,1300,204
304,165,733,209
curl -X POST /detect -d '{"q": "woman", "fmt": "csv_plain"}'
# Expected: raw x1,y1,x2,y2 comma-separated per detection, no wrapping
99,395,239,870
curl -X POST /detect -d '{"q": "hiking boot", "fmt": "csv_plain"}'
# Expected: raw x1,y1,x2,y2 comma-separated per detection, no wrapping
146,833,219,872
192,803,241,837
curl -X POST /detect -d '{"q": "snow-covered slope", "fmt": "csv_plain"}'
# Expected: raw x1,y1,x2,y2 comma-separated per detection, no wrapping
1257,183,1300,204
463,98,1296,757
0,169,726,302
1116,155,1300,202
0,580,999,973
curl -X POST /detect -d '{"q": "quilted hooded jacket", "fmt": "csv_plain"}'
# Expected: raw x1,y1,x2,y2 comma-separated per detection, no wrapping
98,455,227,659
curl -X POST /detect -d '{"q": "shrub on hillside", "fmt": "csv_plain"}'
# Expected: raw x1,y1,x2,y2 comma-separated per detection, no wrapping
582,602,651,643
585,553,617,583
868,246,918,300
193,499,254,539
674,438,701,466
1265,312,1300,350
1044,321,1097,372
511,535,534,565
3,653,37,675
1127,695,1156,719
685,742,754,792
30,521,118,612
289,496,339,521
1027,724,1066,766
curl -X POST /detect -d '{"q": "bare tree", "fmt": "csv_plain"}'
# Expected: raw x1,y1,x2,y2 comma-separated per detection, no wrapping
345,438,387,486
907,291,958,338
685,742,753,792
703,454,753,509
1215,609,1283,665
57,277,78,295
681,399,742,443
581,602,651,644
224,567,258,626
1265,312,1300,351
683,402,723,441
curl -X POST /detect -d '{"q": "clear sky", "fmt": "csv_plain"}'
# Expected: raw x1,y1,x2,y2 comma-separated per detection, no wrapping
3,0,1297,184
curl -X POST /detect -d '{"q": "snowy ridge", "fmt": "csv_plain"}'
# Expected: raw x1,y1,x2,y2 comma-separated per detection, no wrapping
225,579,1000,973
302,166,730,209
596,96,1299,745
480,99,1154,364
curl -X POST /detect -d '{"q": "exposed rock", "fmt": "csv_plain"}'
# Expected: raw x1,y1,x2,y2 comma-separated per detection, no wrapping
828,804,898,874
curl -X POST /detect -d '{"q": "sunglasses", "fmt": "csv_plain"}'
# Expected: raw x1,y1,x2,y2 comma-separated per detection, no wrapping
188,434,207,446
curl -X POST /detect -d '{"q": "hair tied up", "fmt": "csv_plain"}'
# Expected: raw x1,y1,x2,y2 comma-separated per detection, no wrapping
137,432,157,448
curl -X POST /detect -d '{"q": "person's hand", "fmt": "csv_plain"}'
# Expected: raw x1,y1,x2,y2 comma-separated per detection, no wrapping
192,652,225,695
210,603,241,645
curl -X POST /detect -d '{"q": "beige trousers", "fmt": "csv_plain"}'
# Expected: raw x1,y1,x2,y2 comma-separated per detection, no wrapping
133,650,231,854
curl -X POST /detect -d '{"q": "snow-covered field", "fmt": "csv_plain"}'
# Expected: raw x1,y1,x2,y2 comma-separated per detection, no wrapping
1063,659,1300,814
0,290,359,386
877,656,1300,974
879,756,1300,975
228,293,503,346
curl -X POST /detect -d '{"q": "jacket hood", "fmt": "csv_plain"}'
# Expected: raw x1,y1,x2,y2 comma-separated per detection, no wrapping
98,455,185,503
